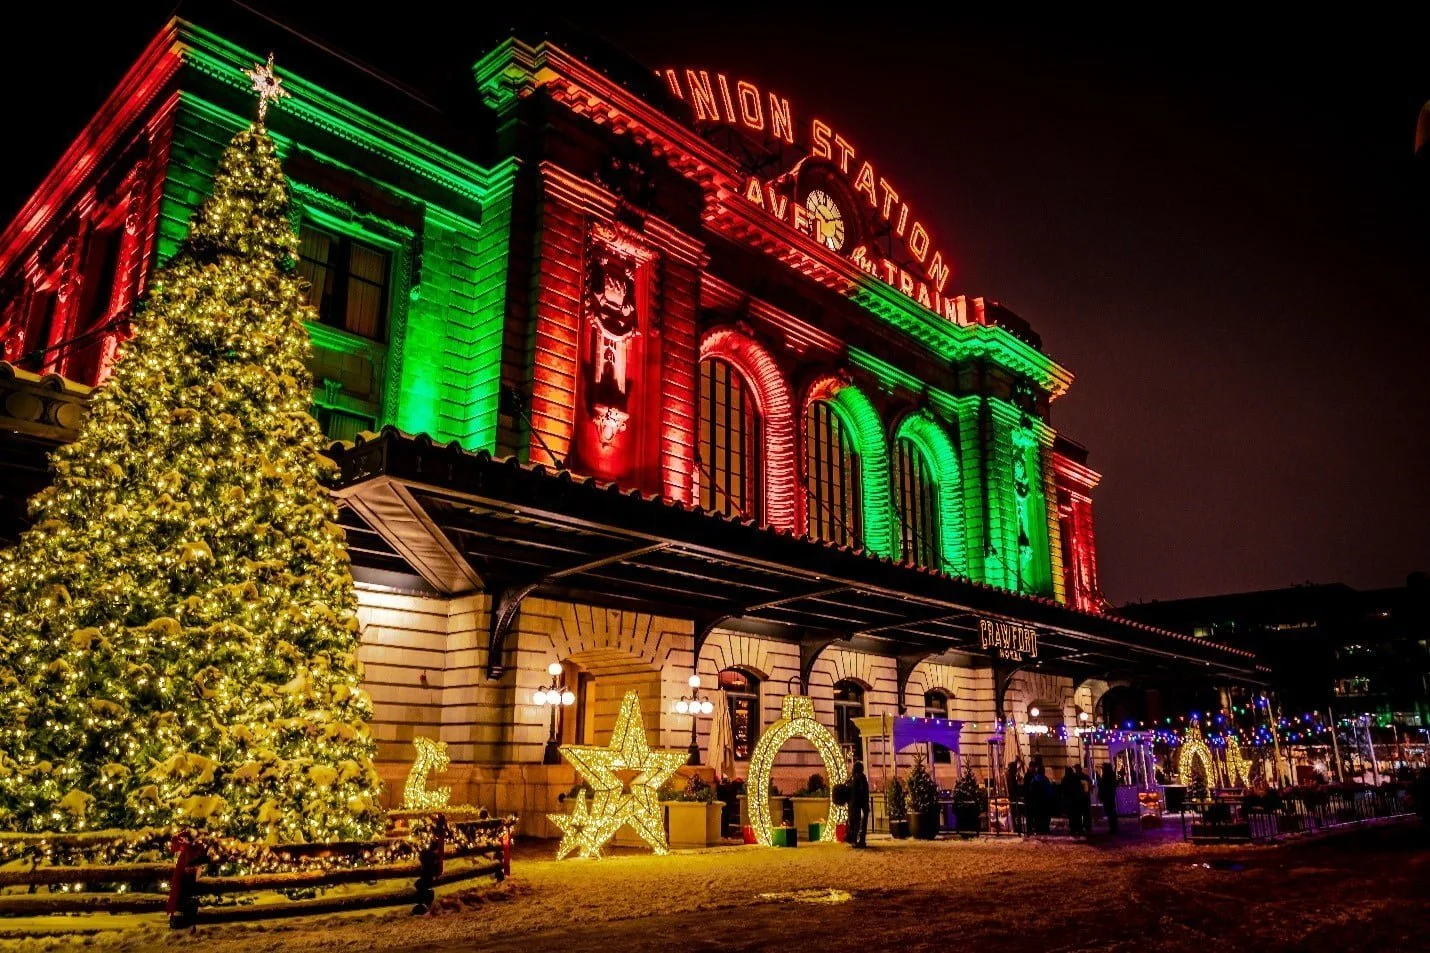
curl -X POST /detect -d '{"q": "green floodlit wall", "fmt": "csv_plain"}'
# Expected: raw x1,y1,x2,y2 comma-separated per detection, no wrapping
156,75,505,451
848,347,1056,598
892,412,968,578
826,385,894,560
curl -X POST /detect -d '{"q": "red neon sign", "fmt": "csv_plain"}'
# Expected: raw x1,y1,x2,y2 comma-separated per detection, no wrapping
663,68,954,303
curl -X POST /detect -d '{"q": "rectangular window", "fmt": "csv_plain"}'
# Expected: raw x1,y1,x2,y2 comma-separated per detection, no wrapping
66,226,124,384
314,406,376,443
699,359,759,519
894,437,939,569
297,225,390,341
805,401,860,547
16,288,57,370
729,694,758,760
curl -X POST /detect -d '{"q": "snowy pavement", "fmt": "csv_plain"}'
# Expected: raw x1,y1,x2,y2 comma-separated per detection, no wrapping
6,824,1425,952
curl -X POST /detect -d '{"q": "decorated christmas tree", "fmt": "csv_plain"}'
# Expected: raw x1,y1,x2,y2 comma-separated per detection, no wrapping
0,59,383,842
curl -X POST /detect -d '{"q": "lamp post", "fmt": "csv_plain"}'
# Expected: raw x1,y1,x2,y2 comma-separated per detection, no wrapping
676,674,714,766
534,662,576,765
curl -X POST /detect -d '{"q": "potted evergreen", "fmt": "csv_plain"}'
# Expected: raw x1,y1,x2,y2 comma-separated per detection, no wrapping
659,776,725,848
906,755,940,840
952,769,983,838
887,776,910,839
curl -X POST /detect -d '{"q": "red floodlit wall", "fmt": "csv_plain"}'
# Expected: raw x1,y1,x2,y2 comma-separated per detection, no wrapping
697,326,797,531
1053,450,1103,613
528,163,701,500
0,30,180,386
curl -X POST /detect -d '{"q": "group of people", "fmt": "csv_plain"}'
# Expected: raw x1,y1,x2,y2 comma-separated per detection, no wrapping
1007,756,1121,835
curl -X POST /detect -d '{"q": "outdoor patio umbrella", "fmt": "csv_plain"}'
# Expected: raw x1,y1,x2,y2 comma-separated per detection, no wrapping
708,688,736,779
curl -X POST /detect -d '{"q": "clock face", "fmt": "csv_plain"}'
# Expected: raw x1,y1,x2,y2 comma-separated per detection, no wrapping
804,188,846,252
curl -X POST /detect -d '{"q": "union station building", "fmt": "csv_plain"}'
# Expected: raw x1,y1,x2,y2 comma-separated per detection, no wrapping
0,12,1265,835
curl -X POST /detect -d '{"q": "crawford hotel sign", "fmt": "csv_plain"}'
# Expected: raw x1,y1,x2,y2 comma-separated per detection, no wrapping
662,68,975,326
978,617,1040,662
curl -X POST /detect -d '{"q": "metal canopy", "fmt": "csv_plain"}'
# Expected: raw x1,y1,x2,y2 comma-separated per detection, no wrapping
328,430,1267,686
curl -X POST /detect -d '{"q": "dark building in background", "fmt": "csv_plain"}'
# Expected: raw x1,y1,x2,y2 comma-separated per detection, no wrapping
1122,574,1430,727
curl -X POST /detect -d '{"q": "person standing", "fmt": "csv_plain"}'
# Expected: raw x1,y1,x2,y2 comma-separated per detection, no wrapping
1006,758,1024,834
1099,762,1119,834
1029,760,1053,834
1076,764,1094,834
1060,766,1084,835
847,760,870,848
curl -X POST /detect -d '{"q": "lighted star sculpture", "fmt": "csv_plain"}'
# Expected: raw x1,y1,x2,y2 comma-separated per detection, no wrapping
549,790,622,860
243,52,290,123
549,690,687,858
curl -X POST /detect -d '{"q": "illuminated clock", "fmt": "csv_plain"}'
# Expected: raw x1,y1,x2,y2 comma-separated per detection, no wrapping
804,189,846,252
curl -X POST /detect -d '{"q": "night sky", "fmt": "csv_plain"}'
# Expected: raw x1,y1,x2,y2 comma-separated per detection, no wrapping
6,4,1428,603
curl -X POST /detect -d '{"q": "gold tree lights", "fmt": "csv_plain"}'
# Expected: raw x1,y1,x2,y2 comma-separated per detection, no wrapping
549,691,685,859
0,58,383,841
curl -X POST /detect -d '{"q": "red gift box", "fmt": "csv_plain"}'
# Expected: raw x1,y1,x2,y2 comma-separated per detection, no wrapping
836,823,848,843
742,825,757,844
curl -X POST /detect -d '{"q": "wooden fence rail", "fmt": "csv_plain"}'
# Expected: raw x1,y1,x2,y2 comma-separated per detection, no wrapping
0,815,514,927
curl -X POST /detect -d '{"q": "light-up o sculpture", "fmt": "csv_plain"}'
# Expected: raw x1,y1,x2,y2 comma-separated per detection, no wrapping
746,694,849,845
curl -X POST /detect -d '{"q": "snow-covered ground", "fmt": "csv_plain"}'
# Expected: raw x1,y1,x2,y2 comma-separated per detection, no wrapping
0,834,1188,951
4,825,1425,953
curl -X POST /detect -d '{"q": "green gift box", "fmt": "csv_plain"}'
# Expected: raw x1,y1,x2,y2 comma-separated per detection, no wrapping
808,822,823,842
770,827,787,847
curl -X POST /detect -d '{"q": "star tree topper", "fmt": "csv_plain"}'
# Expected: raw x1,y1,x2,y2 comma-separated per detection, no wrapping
549,690,687,858
244,53,289,123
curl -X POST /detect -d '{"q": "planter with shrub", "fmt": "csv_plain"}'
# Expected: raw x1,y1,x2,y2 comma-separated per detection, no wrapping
887,776,910,839
907,755,940,839
952,769,984,838
660,776,725,848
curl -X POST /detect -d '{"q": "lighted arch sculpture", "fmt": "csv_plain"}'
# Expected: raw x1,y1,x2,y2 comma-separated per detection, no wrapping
804,375,893,558
1224,735,1251,788
893,411,968,576
1178,722,1214,787
747,694,849,845
699,327,797,531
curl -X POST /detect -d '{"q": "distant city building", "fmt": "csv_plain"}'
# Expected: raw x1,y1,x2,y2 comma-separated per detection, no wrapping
1122,574,1430,727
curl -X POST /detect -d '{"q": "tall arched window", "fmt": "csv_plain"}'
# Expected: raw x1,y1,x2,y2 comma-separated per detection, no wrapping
805,401,860,546
718,667,761,760
698,358,760,519
833,680,865,750
924,690,952,764
894,436,940,569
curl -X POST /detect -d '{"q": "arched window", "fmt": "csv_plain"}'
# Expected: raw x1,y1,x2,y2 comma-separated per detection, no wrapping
924,690,952,764
833,680,865,750
718,667,761,760
894,436,940,569
804,401,860,546
698,358,760,520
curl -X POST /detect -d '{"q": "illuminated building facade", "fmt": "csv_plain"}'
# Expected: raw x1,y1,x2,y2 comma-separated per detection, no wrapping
0,13,1264,834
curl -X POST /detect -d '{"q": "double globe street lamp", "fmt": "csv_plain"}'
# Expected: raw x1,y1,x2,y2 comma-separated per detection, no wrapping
676,674,714,765
534,662,575,765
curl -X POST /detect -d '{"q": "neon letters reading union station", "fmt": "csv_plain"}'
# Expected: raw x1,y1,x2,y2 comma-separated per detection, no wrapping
0,14,1263,833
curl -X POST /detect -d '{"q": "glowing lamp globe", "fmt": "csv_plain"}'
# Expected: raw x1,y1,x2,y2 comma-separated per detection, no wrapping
1029,707,1041,719
548,662,563,677
687,675,701,689
701,700,714,715
676,700,689,714
533,689,548,706
561,690,576,706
